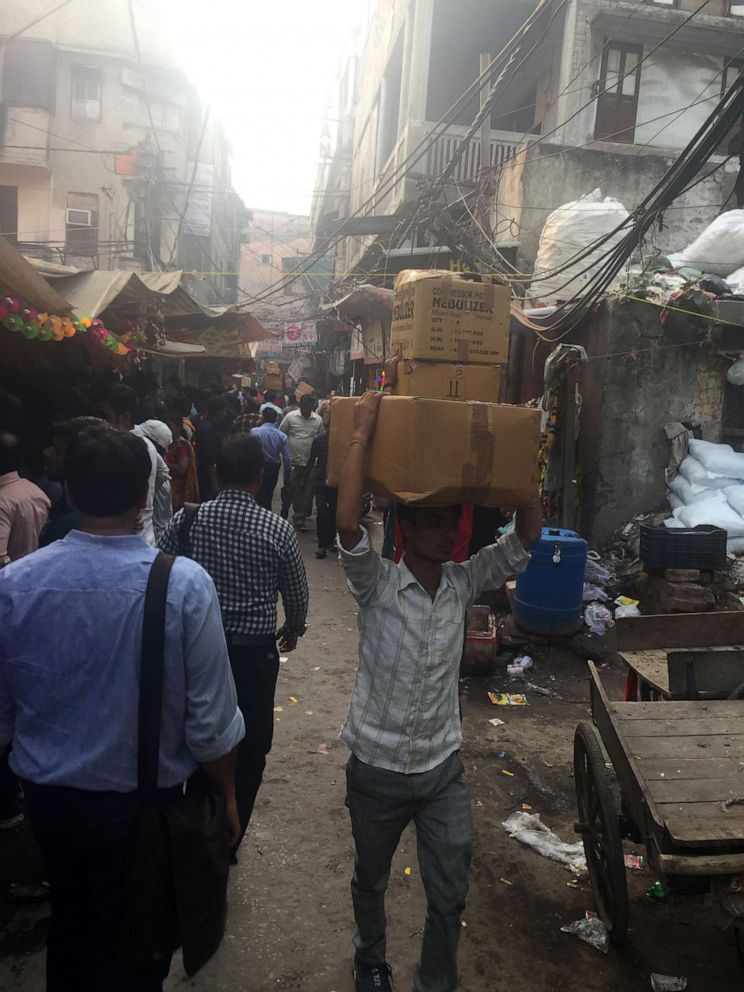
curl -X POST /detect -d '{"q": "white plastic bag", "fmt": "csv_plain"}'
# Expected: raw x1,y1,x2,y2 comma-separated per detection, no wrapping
728,356,744,386
668,493,683,511
585,604,615,636
689,439,744,478
727,264,744,293
728,537,744,554
615,604,642,618
676,498,744,536
678,455,738,490
502,810,586,872
675,210,744,276
668,474,712,505
528,189,629,304
664,517,686,528
726,485,744,517
561,917,608,954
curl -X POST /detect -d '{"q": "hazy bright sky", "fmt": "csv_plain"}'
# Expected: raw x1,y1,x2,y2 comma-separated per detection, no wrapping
154,0,369,217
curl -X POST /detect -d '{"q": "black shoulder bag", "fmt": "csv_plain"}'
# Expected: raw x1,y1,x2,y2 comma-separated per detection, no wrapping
121,552,230,977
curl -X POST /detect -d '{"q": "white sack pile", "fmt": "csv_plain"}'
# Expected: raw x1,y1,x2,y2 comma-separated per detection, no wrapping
665,439,744,553
671,210,744,277
528,189,629,305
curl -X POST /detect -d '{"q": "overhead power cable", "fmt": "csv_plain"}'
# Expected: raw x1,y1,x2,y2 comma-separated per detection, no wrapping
236,0,570,308
513,73,744,340
1,0,75,49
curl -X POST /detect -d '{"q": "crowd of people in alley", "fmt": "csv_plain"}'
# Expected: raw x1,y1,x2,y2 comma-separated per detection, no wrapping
0,362,542,992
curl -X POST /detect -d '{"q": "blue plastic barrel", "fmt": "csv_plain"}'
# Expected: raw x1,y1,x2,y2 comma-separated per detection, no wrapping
513,527,588,637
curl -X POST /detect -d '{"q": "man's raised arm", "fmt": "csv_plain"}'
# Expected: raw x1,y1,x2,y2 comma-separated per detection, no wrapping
336,391,383,551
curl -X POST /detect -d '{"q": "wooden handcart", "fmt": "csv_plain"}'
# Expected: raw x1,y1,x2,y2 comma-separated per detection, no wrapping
575,661,744,945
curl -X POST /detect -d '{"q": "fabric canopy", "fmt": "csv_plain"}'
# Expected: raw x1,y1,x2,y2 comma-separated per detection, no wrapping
0,239,72,314
322,284,394,324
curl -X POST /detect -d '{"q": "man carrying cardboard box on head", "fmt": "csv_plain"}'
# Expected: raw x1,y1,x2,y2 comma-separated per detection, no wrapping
336,386,542,992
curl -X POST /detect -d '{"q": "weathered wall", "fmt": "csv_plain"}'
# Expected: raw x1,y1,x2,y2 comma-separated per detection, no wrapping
578,298,728,545
492,142,737,275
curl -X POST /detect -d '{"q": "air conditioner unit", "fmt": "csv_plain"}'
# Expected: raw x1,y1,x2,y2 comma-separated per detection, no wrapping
66,208,93,226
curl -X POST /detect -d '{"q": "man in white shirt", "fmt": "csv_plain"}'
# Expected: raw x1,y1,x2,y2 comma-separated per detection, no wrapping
336,390,542,992
107,386,170,546
279,394,323,531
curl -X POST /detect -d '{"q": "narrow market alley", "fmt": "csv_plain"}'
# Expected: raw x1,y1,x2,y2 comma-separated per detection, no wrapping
1,525,742,992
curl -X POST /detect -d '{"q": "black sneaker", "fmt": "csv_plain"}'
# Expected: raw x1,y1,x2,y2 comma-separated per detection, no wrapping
352,961,393,992
315,547,327,559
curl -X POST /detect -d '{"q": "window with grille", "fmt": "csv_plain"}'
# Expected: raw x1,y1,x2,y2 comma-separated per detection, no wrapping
71,65,101,120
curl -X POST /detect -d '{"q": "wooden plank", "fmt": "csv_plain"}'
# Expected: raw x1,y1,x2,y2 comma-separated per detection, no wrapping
660,808,744,846
622,719,744,737
637,757,744,780
619,651,670,696
613,700,744,720
631,736,744,759
648,778,744,804
589,662,663,840
667,649,744,700
616,612,744,651
659,851,744,875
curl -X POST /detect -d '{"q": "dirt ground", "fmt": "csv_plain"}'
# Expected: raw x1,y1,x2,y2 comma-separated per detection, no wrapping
2,518,744,991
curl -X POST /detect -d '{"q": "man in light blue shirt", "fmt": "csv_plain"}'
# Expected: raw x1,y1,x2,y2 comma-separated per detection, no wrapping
251,407,291,510
0,425,244,990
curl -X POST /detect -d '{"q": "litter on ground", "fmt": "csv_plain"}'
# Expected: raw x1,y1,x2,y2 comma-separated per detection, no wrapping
560,916,608,953
502,810,587,873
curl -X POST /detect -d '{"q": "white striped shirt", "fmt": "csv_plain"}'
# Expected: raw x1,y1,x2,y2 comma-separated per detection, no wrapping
339,529,530,774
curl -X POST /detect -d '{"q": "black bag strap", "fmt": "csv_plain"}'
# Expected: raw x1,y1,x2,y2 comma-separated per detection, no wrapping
138,552,177,806
178,503,199,558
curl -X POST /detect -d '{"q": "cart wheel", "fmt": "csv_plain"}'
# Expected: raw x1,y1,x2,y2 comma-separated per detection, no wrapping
574,721,629,945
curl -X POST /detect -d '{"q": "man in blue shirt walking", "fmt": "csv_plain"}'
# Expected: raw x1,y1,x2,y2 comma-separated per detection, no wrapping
0,425,244,990
251,407,291,511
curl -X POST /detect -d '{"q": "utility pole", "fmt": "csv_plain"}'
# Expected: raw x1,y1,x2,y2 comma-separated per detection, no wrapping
479,53,492,182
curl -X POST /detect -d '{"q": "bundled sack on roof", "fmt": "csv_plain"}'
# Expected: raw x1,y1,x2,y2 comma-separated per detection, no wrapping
527,188,629,305
672,210,744,277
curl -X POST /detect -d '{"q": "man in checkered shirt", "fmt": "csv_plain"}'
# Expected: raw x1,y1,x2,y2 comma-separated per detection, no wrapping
159,434,308,852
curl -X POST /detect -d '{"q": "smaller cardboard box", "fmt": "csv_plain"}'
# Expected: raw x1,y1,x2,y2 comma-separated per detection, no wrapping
396,361,501,403
265,360,281,375
391,270,510,365
294,380,316,399
327,395,539,506
263,373,283,391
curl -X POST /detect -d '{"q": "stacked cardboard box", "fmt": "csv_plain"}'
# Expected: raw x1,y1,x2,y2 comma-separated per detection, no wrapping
390,270,509,403
262,361,284,392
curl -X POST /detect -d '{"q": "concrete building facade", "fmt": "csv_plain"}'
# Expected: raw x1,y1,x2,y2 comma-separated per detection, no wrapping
313,0,744,283
0,0,247,306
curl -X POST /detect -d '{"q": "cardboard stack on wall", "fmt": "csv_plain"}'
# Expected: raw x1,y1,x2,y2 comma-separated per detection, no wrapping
391,269,509,402
262,361,284,392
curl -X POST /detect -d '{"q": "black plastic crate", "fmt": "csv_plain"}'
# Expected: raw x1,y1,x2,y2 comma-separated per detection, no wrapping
640,523,727,571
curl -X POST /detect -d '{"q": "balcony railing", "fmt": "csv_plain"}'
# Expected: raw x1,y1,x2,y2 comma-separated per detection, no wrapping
366,121,523,214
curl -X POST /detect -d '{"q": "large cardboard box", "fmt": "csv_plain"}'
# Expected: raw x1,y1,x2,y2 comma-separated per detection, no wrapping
327,395,539,506
391,270,510,365
395,360,502,403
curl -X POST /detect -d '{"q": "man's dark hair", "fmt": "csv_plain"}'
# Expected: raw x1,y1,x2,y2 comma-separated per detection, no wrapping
207,395,228,419
0,431,20,475
109,384,138,417
65,427,151,516
396,503,461,527
217,434,264,487
53,416,109,443
262,407,278,424
264,390,276,404
299,394,314,411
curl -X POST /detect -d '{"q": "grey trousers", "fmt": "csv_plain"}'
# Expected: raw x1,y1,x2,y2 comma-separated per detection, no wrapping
345,751,473,992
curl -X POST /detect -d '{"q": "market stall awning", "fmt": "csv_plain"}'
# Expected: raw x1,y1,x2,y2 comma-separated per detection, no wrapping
322,284,394,324
0,239,72,314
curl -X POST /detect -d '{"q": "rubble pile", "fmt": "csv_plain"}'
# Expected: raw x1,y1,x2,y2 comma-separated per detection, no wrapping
637,566,741,615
